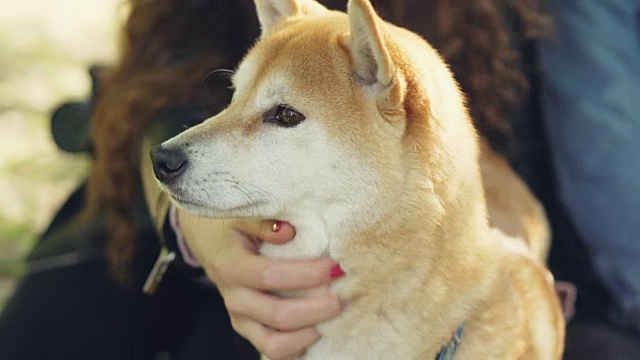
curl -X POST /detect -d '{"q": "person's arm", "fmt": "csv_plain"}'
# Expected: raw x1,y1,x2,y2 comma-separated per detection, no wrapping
539,0,640,325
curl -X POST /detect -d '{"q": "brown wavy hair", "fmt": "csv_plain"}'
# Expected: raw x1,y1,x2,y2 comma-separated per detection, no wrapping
87,0,549,281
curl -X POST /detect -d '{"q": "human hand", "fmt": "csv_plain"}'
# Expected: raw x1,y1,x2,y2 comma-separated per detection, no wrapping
176,210,344,360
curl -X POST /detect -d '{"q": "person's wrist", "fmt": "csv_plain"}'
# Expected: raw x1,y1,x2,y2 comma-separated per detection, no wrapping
169,204,202,268
169,205,202,268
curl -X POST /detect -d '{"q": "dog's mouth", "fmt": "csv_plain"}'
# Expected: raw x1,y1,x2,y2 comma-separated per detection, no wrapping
169,192,271,218
169,193,207,209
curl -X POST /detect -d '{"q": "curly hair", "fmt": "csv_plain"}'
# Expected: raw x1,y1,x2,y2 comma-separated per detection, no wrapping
429,0,550,147
87,0,260,281
86,0,549,281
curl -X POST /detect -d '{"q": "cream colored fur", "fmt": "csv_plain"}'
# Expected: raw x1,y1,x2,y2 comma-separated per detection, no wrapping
155,0,565,358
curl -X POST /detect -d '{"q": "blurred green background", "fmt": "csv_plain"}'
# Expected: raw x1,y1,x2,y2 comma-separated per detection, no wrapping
0,0,120,310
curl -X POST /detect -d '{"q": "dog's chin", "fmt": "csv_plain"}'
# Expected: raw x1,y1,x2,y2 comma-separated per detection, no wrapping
171,195,274,219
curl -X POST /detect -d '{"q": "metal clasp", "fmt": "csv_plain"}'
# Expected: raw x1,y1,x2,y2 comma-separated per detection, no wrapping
142,246,176,295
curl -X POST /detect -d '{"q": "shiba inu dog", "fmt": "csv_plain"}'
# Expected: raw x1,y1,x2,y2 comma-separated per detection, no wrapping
150,0,565,358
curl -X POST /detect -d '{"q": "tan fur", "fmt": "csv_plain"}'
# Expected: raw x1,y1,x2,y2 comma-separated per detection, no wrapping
153,0,564,358
480,139,552,263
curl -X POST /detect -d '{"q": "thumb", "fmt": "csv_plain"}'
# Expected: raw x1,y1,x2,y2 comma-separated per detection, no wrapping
233,219,296,245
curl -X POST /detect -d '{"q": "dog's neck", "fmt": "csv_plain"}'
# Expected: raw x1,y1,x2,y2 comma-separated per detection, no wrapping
260,125,490,278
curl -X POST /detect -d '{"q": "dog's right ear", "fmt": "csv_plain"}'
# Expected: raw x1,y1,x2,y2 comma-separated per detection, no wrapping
347,0,404,110
254,0,327,37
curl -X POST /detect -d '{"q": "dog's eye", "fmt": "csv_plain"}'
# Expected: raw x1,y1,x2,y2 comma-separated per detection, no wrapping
265,105,306,127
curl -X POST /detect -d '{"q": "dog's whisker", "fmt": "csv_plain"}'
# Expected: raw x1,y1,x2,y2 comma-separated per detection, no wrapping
230,183,258,207
240,185,263,208
230,180,272,201
202,68,236,85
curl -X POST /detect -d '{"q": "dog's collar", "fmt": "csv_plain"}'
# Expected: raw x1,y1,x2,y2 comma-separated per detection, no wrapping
435,325,465,360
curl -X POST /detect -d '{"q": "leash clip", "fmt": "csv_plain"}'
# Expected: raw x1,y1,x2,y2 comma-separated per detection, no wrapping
142,246,176,295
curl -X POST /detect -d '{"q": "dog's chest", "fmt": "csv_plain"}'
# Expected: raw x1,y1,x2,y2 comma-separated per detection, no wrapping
297,305,453,360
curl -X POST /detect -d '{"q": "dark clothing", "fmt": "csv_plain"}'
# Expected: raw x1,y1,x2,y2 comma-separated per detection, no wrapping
0,185,258,360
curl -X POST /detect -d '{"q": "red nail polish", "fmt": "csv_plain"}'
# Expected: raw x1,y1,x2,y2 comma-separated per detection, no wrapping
272,221,283,232
329,264,345,279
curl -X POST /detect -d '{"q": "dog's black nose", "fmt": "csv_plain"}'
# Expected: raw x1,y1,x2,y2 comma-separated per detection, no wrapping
150,144,188,183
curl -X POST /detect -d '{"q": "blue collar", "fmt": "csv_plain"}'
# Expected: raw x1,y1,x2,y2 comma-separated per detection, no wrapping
435,325,465,360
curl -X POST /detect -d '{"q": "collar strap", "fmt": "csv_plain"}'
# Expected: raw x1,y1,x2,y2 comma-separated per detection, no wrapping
435,325,465,360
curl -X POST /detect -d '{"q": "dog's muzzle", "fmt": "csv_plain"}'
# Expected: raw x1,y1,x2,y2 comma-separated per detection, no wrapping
150,144,188,183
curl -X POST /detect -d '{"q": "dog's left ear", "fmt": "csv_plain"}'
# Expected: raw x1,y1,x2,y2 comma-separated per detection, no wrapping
347,0,395,89
254,0,327,37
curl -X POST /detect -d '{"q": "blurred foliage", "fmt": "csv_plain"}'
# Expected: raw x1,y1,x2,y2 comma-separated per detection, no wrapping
0,0,119,310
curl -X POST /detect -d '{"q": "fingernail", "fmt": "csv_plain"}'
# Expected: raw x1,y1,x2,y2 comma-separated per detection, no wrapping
329,264,345,279
272,221,283,232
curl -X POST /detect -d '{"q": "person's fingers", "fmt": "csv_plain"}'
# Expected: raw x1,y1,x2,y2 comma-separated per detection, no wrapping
233,219,296,245
224,287,342,331
216,254,339,291
230,316,321,360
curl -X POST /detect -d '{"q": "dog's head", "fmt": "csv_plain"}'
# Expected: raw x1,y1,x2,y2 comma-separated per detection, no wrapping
151,0,479,245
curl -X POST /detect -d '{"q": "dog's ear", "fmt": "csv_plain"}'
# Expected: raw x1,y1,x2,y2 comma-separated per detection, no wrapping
347,0,395,89
254,0,327,37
